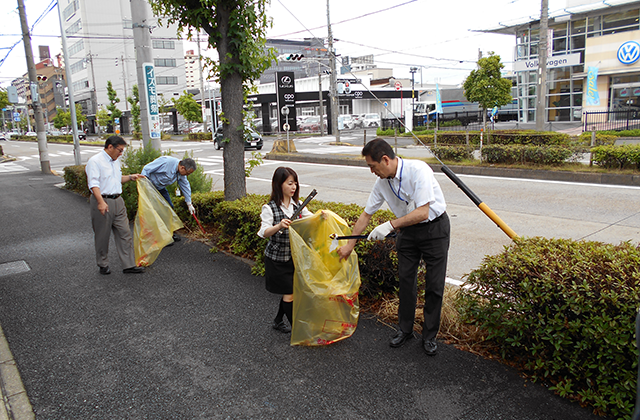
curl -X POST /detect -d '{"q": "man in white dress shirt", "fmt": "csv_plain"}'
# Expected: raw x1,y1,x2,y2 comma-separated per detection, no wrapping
337,138,450,356
85,136,145,275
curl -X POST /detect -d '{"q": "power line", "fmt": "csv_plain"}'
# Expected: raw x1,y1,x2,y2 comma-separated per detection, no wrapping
269,0,418,38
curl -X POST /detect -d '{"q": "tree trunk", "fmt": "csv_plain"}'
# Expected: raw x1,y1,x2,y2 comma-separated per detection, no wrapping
217,4,246,201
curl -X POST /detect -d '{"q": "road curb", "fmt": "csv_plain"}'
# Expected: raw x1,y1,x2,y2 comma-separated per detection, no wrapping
0,326,34,420
265,152,640,187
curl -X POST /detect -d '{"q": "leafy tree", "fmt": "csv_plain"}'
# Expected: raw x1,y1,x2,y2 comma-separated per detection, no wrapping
174,91,202,129
0,89,9,113
463,52,512,132
52,104,86,131
0,89,9,131
127,85,141,137
96,107,111,133
106,81,122,128
150,0,274,201
53,107,69,129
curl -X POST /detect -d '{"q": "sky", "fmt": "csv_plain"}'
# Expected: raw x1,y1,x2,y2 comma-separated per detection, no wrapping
0,0,568,89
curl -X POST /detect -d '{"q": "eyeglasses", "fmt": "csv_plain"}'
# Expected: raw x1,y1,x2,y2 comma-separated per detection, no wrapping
115,147,125,154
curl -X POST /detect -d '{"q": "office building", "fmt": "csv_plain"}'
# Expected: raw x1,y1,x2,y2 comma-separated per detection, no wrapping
483,0,640,123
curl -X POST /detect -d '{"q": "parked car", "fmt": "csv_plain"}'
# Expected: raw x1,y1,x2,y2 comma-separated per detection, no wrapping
351,114,363,128
299,116,321,132
214,126,263,150
340,114,355,129
25,131,37,137
363,113,381,128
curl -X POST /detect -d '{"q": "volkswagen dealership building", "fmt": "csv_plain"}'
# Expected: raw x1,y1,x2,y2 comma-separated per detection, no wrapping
484,0,640,124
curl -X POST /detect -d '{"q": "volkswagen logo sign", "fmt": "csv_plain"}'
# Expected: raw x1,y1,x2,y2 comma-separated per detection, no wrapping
618,41,640,65
281,76,292,85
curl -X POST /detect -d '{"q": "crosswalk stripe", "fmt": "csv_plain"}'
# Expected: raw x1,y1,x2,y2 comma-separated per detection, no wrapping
0,162,30,173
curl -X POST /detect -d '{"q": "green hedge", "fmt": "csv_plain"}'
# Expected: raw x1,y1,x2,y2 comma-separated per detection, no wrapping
187,132,213,141
431,145,475,162
481,144,578,166
63,165,90,197
457,237,640,419
577,132,618,146
173,191,398,297
591,145,640,170
414,130,572,147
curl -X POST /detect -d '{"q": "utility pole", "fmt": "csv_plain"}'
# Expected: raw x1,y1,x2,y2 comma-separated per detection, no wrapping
327,0,339,143
536,0,549,131
56,0,82,165
197,32,209,131
318,63,325,136
131,0,160,149
121,55,129,111
17,0,50,174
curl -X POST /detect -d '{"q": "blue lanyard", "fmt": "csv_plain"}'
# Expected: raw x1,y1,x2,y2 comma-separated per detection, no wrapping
388,160,409,205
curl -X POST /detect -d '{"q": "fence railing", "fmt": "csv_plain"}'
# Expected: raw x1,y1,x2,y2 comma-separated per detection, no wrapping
583,109,640,132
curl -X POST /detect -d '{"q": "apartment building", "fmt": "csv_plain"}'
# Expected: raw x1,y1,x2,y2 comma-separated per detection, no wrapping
59,0,185,128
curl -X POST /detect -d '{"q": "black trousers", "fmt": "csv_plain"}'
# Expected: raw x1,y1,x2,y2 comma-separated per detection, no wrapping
395,213,450,340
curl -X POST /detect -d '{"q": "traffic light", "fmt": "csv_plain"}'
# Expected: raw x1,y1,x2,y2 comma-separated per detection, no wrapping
36,75,47,82
278,53,304,61
115,57,119,66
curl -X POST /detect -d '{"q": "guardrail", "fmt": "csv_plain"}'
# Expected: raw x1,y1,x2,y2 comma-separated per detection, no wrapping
583,109,640,132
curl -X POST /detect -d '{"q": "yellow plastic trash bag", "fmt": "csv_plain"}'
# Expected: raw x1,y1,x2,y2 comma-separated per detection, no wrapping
134,177,184,267
289,210,361,346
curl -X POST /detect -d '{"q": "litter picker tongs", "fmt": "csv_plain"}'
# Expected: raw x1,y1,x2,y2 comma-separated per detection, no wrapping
277,189,318,233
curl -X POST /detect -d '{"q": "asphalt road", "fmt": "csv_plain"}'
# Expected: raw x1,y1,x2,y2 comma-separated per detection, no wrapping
0,171,609,419
2,136,640,282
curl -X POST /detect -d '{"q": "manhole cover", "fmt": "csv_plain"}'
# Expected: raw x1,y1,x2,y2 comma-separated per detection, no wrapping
0,261,31,277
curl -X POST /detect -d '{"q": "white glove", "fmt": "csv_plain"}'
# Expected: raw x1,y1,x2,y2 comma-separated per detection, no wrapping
367,221,394,241
187,203,196,215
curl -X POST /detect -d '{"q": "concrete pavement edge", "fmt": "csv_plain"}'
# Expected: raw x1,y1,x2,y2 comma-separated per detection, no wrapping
0,325,35,420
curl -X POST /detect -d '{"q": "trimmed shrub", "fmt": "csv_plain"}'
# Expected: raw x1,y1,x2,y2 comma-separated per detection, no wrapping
187,132,213,141
431,145,475,162
63,165,90,197
457,237,640,419
489,130,570,146
591,144,640,170
576,132,618,146
481,144,575,166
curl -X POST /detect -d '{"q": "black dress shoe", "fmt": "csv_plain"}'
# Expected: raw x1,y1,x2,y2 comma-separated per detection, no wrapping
422,339,438,356
272,320,291,333
99,266,111,275
172,234,181,242
123,266,145,274
390,330,414,348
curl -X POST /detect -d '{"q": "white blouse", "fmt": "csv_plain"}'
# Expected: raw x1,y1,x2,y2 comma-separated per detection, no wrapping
257,201,313,238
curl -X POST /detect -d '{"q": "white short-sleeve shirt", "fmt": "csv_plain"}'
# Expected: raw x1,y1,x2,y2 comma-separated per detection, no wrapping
364,158,446,223
258,201,313,238
85,150,123,195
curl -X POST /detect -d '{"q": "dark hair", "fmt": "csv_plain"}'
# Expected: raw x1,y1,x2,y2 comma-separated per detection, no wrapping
362,138,395,162
104,136,127,149
179,158,197,172
269,167,300,205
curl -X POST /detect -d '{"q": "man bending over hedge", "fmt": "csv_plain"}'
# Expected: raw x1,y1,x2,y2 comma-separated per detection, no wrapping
337,138,450,356
142,156,196,242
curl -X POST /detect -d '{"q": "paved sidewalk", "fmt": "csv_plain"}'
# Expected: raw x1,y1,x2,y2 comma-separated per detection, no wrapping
0,170,613,419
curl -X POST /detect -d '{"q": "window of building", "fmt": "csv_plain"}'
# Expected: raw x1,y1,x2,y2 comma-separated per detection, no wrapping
154,58,176,67
122,19,133,29
603,10,639,35
68,40,84,56
73,78,89,92
66,19,82,35
63,0,79,20
157,76,178,85
70,60,85,74
153,40,175,49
